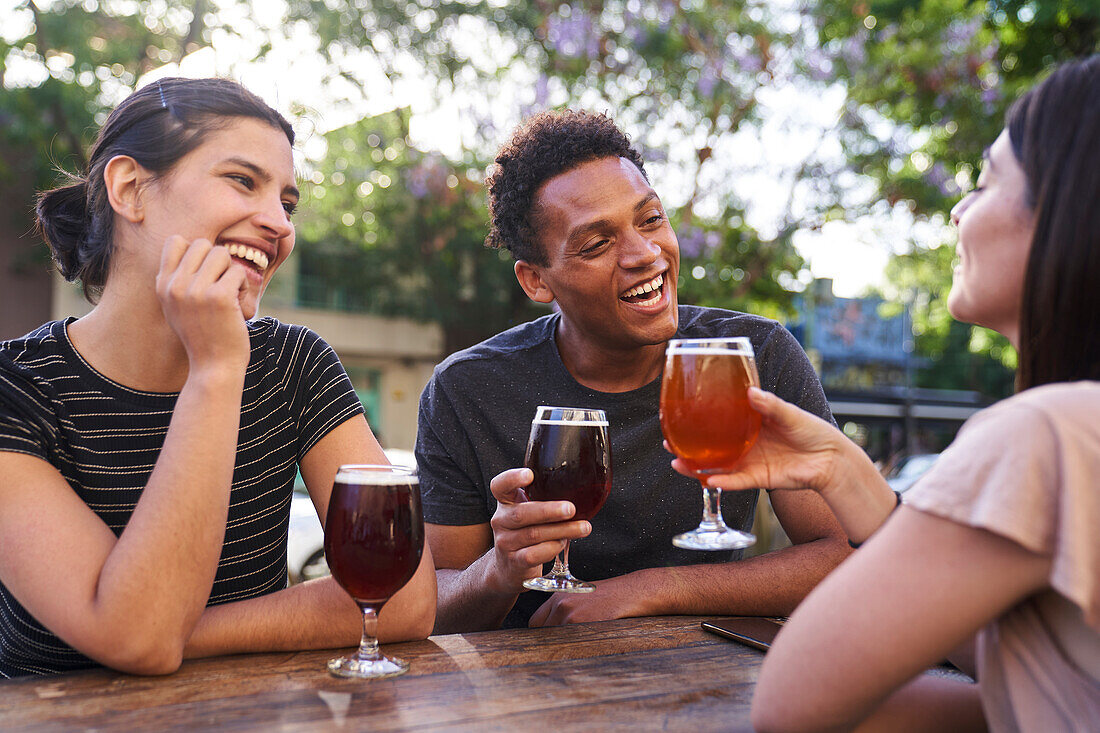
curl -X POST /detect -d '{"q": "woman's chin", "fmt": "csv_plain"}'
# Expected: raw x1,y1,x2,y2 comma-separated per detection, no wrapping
238,293,260,321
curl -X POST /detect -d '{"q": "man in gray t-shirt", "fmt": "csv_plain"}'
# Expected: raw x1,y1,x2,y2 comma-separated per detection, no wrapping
418,110,850,632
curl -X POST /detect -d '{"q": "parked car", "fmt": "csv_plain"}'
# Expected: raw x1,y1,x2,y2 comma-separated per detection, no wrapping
884,452,941,494
286,448,417,584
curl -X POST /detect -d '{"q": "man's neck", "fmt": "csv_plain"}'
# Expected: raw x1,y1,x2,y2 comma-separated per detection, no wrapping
554,322,668,394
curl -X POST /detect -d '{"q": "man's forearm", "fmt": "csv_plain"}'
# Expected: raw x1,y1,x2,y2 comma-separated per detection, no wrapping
434,553,523,634
639,535,851,617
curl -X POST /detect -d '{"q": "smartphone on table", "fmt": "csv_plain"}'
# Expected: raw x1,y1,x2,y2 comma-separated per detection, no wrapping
701,617,785,652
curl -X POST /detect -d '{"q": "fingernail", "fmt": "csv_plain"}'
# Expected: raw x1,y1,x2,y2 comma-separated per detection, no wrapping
582,521,592,534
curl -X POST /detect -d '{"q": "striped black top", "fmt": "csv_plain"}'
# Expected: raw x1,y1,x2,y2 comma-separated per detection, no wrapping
0,317,364,677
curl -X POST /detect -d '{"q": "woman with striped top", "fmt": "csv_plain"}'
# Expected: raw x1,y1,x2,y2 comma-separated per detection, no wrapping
0,77,436,677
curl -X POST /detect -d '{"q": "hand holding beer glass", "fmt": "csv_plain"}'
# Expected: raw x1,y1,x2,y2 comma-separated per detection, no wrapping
522,406,612,593
660,337,762,550
324,464,424,679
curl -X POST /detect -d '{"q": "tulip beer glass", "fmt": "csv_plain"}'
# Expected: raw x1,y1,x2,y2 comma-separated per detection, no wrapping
522,406,612,593
325,464,424,679
659,337,762,550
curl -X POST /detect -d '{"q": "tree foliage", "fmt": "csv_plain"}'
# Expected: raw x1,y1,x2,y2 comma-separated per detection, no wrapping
284,0,840,337
0,1,214,190
816,0,1100,396
5,0,841,352
293,110,543,354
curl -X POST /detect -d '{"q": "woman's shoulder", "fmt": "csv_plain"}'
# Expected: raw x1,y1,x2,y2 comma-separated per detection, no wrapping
1003,380,1100,417
246,318,342,379
248,317,328,353
907,381,1100,572
0,321,72,424
961,381,1100,439
0,321,70,382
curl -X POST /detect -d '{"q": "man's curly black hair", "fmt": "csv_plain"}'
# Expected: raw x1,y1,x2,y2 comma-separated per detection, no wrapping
485,110,647,265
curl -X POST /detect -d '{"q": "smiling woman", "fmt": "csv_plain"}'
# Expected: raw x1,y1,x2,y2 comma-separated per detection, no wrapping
0,77,435,678
690,56,1100,732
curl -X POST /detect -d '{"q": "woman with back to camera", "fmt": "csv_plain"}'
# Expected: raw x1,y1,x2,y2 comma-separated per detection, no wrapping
0,77,435,678
676,56,1099,730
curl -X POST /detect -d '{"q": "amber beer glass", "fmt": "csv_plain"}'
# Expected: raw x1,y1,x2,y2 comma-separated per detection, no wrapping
522,406,611,593
660,337,762,550
324,464,424,679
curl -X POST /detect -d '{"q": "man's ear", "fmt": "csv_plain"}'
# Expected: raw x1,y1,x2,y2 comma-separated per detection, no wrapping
514,260,555,304
103,155,149,224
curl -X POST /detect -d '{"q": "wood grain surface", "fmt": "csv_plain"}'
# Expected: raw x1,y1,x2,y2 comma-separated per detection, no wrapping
0,616,764,732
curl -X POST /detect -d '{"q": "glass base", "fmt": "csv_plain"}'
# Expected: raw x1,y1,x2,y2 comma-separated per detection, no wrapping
673,528,756,551
522,575,595,593
327,654,409,679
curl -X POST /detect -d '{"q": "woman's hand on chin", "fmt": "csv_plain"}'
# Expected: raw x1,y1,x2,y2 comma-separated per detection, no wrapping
156,235,250,374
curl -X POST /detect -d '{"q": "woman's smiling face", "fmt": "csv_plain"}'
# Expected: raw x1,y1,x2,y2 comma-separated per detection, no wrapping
947,130,1035,347
137,116,298,319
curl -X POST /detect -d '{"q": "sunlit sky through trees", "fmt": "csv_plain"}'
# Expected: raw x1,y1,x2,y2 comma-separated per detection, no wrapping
1,0,955,298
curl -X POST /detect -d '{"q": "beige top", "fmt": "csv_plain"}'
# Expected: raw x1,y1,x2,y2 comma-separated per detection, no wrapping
906,381,1100,733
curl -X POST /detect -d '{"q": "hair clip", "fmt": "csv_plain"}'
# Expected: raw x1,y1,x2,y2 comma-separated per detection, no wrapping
157,80,168,109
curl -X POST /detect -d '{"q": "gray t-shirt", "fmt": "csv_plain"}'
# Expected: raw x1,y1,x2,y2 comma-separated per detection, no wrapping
416,305,832,627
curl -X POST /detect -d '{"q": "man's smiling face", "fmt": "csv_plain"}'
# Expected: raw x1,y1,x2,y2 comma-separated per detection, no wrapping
518,156,680,353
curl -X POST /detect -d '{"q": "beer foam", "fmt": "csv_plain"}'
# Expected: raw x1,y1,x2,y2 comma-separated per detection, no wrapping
335,465,418,485
668,346,753,356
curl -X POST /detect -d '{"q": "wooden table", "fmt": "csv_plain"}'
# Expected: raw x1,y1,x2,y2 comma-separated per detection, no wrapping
0,616,765,731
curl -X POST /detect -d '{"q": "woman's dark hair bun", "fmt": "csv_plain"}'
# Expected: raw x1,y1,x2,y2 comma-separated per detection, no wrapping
35,179,91,281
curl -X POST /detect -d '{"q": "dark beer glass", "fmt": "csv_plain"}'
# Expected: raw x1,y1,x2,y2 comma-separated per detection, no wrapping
660,337,761,550
325,464,424,679
522,406,611,593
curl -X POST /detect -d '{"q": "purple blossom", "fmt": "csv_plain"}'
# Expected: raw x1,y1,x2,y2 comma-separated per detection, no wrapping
841,35,866,67
637,143,669,164
678,226,706,258
623,7,648,48
805,48,832,81
981,85,1001,114
534,74,550,106
547,10,600,60
926,162,954,197
405,154,450,200
944,18,982,48
698,63,720,98
704,231,721,250
733,47,762,74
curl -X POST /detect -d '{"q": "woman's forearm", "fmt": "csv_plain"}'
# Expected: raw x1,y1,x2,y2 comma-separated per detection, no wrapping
93,367,245,665
816,437,901,545
185,551,437,658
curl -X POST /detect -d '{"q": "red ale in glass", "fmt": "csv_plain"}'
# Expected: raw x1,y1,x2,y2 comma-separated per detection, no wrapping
660,349,762,475
324,474,424,605
525,422,611,521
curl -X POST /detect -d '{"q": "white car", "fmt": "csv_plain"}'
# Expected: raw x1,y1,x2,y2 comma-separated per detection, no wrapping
885,453,940,494
286,449,417,584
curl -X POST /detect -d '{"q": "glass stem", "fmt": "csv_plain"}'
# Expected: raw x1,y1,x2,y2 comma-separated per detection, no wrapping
552,539,572,578
700,483,729,532
356,605,382,662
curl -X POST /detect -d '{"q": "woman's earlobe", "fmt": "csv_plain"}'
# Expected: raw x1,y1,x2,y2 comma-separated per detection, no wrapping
103,155,147,224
